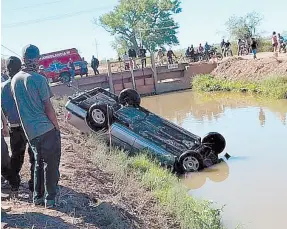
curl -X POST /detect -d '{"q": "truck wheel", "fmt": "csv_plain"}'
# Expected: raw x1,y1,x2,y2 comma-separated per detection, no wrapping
202,132,226,155
178,150,203,173
60,72,71,83
87,104,113,129
118,88,141,106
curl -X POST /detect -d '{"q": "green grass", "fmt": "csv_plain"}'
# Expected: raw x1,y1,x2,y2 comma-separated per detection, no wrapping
127,155,224,229
85,135,225,229
192,74,287,99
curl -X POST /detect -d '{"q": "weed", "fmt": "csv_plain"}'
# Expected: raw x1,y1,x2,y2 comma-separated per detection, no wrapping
83,134,225,229
192,74,287,99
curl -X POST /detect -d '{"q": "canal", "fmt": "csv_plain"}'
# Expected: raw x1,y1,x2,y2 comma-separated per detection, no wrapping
142,91,287,229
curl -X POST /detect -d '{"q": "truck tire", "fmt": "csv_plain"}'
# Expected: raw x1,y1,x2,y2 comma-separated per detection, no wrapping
118,88,141,106
177,150,203,173
60,72,71,83
202,132,226,155
87,104,113,129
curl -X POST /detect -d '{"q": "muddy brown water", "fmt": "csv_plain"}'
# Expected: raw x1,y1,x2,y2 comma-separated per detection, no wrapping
142,91,287,229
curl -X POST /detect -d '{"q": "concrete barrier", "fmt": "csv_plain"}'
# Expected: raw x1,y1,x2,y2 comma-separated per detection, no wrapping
51,60,217,97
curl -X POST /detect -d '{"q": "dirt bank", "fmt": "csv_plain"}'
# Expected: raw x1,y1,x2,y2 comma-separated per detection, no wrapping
212,56,287,81
1,99,180,229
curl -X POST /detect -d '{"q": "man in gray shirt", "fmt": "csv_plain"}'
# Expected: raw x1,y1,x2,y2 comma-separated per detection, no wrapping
11,44,61,208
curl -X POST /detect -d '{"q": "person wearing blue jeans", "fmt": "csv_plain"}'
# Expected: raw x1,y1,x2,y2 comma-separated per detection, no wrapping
11,44,61,209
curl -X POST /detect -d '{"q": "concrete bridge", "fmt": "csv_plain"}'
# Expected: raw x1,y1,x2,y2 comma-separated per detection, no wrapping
51,57,217,97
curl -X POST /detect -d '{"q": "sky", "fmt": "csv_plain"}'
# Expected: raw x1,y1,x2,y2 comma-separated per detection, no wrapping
1,0,286,61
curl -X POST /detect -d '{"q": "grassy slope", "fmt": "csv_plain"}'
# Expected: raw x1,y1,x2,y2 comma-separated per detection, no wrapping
89,137,224,229
192,74,287,99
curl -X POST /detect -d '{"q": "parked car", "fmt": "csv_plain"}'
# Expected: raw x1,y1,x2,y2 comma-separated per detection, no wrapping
65,87,226,173
38,48,83,83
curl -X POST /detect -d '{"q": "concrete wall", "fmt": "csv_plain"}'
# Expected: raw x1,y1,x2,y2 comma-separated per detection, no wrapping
112,68,155,96
51,62,217,97
155,63,191,94
184,62,217,78
51,74,109,97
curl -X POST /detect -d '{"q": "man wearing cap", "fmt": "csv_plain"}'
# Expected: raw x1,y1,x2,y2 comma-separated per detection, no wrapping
1,56,35,194
11,44,61,208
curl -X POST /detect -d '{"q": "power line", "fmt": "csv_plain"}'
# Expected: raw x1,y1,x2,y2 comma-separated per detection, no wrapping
10,0,66,11
1,54,11,57
2,6,113,28
1,45,21,57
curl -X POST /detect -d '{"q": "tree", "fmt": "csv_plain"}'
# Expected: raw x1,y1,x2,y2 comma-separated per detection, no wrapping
97,0,182,53
111,37,129,57
225,11,263,40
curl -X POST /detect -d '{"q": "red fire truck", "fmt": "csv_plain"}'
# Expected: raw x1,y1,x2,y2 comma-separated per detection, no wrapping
38,48,84,83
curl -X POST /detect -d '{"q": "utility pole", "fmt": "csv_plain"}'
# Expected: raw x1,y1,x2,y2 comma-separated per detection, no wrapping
94,38,99,59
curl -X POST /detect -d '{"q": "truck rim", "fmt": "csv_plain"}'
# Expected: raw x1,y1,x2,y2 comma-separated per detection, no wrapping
91,109,105,124
182,156,199,171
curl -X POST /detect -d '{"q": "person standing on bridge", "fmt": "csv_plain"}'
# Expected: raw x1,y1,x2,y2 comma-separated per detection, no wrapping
157,48,164,66
167,48,176,64
67,58,75,85
1,56,35,194
11,44,61,209
139,45,147,69
122,52,130,70
80,57,88,77
91,55,99,75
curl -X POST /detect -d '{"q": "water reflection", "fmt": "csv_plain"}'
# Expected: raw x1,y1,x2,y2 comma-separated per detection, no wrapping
183,160,230,190
142,91,287,229
259,108,266,127
142,91,287,126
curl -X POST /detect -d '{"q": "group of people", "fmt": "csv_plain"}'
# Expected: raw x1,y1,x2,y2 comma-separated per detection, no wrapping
272,32,286,53
156,48,177,65
236,38,258,59
66,55,99,84
185,42,211,57
121,45,147,70
1,44,61,209
220,40,233,57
